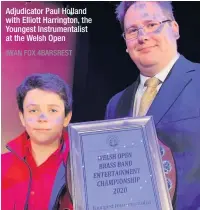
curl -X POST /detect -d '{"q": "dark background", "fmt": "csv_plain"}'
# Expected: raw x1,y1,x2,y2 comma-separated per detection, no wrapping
57,1,200,123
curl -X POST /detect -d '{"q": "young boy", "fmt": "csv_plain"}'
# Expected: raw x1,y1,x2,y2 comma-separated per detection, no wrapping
2,73,73,210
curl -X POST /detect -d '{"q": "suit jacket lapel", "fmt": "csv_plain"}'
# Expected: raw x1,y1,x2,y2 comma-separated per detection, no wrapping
115,77,140,118
147,55,195,125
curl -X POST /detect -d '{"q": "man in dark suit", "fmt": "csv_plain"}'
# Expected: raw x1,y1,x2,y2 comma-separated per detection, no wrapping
105,1,200,210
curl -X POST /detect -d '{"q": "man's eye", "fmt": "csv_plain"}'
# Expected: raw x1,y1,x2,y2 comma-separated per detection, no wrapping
147,23,158,28
128,28,138,33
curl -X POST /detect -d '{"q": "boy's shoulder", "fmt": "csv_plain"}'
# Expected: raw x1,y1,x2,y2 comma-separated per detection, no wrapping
2,151,14,162
1,151,16,181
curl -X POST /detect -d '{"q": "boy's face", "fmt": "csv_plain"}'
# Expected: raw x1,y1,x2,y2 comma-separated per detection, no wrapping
19,88,72,145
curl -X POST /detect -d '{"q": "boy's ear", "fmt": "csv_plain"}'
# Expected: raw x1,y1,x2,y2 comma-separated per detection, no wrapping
63,111,72,127
19,111,25,127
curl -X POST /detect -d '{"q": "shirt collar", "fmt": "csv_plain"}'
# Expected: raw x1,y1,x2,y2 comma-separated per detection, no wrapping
139,53,180,87
24,136,64,158
7,130,70,162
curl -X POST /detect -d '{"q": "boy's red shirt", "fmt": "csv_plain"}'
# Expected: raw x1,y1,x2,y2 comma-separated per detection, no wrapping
2,131,73,210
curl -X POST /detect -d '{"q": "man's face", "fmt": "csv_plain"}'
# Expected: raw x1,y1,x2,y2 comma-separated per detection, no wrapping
19,88,71,145
124,2,179,76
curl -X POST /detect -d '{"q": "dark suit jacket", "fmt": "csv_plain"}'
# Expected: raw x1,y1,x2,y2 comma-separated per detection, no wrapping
105,55,200,210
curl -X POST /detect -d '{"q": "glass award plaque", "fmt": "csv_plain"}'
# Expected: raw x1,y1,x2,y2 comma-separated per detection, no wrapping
68,116,172,210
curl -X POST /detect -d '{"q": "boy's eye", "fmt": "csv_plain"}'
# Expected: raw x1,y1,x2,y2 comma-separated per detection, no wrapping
29,109,37,113
50,109,57,113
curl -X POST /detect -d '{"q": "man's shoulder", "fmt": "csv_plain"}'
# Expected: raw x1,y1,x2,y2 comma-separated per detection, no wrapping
193,61,200,71
193,62,200,78
184,57,200,82
175,56,200,85
180,55,200,71
188,59,200,69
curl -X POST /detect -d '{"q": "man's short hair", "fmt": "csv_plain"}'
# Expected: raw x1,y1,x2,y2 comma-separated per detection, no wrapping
16,73,72,116
116,1,175,30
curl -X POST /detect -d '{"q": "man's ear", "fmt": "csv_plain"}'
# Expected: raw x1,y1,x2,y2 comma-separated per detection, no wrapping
19,111,25,127
63,111,72,127
172,21,180,40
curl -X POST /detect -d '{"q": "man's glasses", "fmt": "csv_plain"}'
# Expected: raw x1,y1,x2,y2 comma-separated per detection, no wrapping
122,20,172,40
